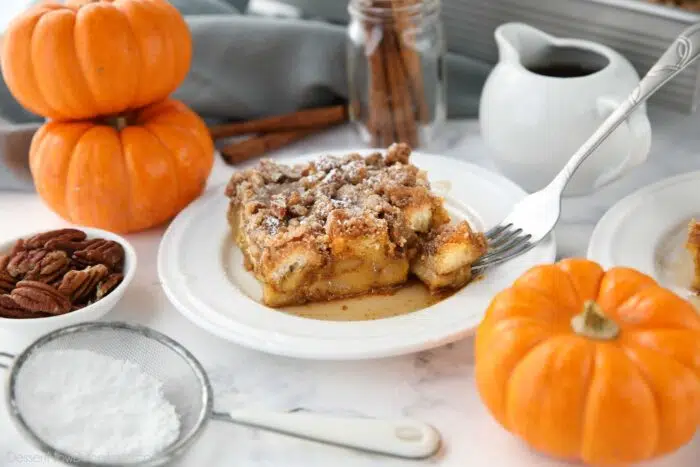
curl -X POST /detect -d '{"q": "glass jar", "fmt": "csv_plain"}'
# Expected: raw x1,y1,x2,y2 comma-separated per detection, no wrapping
346,0,446,148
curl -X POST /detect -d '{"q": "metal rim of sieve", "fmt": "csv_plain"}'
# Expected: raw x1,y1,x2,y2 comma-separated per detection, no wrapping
4,321,214,467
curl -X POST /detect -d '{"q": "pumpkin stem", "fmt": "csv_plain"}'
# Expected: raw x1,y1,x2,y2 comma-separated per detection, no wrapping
102,115,129,131
571,300,620,340
113,116,128,131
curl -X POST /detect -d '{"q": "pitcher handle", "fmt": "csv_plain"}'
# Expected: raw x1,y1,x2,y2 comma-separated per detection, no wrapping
592,97,652,189
0,352,15,370
548,22,700,195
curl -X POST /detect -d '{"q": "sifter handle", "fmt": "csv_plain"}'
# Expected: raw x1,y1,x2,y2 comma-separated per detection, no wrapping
211,409,441,459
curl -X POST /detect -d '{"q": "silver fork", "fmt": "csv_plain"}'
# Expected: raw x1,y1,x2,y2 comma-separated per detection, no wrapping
471,22,700,271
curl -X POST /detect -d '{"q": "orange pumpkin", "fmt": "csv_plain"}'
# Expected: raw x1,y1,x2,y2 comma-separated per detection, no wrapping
1,0,191,120
29,99,214,233
475,258,700,466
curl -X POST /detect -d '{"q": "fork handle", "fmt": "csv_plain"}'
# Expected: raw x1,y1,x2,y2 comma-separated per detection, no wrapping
548,22,700,194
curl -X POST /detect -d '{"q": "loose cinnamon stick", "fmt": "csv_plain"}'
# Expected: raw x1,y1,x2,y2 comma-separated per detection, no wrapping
209,105,347,140
220,127,322,165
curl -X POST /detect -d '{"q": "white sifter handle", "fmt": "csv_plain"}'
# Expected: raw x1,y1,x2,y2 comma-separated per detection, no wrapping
212,409,441,459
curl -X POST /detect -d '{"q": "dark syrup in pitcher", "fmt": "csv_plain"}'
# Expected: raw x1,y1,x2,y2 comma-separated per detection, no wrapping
526,46,609,78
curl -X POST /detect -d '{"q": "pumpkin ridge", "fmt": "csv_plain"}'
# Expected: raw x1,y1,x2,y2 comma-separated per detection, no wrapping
112,1,144,110
34,9,94,119
139,123,183,207
557,258,605,306
41,123,92,219
29,14,64,119
513,265,582,316
146,106,212,158
581,345,659,463
147,121,210,183
612,287,700,331
72,7,100,116
116,126,136,231
503,337,557,430
622,335,700,383
619,346,666,456
577,343,597,460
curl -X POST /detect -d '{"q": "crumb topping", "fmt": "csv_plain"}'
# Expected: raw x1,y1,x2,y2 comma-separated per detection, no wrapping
225,143,442,253
421,222,487,257
689,220,700,248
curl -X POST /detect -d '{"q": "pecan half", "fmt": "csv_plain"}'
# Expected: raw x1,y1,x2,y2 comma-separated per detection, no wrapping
0,294,49,319
10,281,71,315
0,271,16,294
0,254,13,293
58,264,108,304
73,240,124,272
95,273,124,300
24,250,71,284
7,249,49,278
46,237,100,254
25,229,86,250
9,239,26,256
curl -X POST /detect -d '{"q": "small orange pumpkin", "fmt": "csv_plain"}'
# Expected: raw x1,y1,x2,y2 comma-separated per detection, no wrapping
29,99,214,233
1,0,191,120
475,258,700,466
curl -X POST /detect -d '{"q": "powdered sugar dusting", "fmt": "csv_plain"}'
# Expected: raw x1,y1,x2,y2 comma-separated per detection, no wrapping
18,349,181,463
263,216,281,235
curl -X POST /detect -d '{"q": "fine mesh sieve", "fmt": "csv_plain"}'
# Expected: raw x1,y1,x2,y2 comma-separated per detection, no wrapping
1,322,441,466
4,322,212,467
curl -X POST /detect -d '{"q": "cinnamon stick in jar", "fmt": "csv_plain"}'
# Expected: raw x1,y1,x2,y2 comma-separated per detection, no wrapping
349,0,443,148
366,25,395,147
390,0,430,123
363,0,424,148
383,29,418,146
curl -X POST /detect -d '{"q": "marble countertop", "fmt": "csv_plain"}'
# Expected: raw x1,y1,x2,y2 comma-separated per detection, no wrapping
1,107,699,466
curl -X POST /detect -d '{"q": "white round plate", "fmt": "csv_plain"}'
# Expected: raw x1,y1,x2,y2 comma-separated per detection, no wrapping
158,150,556,360
588,171,700,300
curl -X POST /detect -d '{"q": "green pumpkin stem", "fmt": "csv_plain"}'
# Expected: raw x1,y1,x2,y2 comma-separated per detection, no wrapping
571,300,620,340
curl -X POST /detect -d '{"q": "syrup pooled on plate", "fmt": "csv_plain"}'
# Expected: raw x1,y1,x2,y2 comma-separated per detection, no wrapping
281,280,453,321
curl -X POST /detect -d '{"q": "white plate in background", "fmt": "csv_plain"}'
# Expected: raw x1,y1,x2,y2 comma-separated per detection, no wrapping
158,151,557,360
588,171,700,303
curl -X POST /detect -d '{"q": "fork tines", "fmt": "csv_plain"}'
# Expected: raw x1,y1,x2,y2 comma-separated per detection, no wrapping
471,224,533,270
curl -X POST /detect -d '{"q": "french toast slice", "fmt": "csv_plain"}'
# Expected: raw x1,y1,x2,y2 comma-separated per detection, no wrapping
224,143,486,307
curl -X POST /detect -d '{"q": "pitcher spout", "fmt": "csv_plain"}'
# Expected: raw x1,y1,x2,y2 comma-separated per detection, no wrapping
495,22,555,65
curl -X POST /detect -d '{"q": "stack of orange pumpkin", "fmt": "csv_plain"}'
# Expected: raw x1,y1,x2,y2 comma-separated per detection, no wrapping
1,0,214,233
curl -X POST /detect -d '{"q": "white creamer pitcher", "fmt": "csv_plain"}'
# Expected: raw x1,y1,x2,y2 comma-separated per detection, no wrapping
479,23,652,196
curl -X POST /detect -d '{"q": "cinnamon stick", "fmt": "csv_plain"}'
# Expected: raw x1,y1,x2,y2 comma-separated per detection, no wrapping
367,25,395,147
209,105,347,140
390,0,430,122
364,0,424,148
220,127,322,165
384,30,418,147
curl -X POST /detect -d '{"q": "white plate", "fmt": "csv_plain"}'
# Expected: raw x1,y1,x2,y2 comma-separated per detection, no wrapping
587,171,700,300
158,151,556,360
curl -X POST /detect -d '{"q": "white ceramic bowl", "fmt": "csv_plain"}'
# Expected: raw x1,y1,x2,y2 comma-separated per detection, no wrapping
0,227,137,349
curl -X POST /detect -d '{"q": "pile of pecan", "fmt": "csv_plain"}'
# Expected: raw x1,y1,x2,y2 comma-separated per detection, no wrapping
0,229,125,319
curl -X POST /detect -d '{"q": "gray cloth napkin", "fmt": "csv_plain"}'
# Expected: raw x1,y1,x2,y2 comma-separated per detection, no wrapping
0,0,490,191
